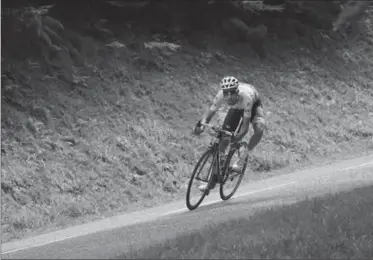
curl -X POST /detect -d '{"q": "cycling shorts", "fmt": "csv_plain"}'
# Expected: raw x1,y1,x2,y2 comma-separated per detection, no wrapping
222,99,265,133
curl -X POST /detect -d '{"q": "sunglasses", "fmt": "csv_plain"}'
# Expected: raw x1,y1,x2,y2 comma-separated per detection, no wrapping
223,89,238,97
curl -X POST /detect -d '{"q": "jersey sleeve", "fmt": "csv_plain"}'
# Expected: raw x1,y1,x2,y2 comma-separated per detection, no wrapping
243,85,260,118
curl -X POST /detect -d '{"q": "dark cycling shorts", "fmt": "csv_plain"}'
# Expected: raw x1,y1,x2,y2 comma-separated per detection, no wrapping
222,99,264,133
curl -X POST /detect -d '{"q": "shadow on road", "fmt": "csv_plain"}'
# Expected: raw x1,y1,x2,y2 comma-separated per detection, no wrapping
183,193,294,214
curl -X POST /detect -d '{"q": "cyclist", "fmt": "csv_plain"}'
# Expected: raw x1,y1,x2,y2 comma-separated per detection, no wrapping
194,76,265,192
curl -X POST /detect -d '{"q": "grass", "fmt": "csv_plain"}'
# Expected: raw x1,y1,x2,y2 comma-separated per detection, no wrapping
127,179,373,259
1,7,373,243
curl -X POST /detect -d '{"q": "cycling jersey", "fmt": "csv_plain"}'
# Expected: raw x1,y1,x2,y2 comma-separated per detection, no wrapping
212,83,260,117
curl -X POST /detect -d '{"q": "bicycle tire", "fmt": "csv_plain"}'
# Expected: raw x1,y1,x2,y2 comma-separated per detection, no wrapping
186,148,215,210
219,144,249,201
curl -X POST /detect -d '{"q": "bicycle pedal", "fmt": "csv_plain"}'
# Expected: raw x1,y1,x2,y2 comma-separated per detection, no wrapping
196,176,207,182
228,172,241,180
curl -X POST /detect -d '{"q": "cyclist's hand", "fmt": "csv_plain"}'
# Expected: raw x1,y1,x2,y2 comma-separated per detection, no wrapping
194,120,205,135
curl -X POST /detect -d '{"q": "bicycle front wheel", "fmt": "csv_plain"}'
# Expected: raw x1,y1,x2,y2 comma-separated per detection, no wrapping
219,144,248,200
186,148,215,210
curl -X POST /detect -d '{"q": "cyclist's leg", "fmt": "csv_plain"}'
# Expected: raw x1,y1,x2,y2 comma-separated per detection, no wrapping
248,99,265,151
231,128,247,172
231,101,265,172
220,108,244,155
221,109,244,173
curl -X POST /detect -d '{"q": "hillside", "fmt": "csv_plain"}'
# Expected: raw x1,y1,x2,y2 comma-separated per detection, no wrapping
1,1,373,242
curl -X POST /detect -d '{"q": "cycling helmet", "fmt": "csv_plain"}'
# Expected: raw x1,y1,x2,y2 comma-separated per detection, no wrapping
220,76,239,91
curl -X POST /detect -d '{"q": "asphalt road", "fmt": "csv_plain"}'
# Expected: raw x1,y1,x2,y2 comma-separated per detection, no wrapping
2,154,373,259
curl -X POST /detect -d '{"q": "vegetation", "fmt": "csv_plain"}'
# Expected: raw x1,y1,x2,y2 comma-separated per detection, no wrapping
127,176,373,259
1,0,373,243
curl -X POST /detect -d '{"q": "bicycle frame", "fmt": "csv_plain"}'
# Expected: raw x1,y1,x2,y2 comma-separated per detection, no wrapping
203,137,221,184
187,119,248,209
203,117,243,184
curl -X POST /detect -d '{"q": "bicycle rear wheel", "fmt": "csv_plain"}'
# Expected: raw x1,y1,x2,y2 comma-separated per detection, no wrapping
186,149,215,210
219,144,249,200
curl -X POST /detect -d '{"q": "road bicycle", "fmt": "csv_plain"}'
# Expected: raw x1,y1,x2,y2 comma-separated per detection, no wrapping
186,122,249,210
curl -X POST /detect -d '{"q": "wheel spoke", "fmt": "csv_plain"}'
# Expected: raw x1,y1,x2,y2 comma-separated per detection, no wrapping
186,149,215,210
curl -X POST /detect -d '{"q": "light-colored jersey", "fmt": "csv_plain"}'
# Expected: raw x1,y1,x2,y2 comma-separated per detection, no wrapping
211,83,260,117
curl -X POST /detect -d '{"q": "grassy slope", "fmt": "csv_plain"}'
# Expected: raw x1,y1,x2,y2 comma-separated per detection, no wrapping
1,8,373,242
126,169,373,259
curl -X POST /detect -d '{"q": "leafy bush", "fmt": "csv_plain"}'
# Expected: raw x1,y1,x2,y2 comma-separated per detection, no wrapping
2,5,64,54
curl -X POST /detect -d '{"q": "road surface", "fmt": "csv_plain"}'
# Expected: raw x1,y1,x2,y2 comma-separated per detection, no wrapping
2,154,373,259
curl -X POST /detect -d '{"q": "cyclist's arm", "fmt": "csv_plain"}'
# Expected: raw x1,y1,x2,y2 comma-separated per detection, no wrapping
202,91,223,124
